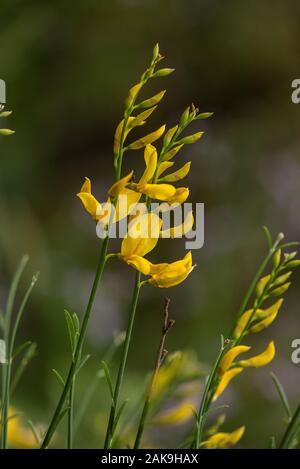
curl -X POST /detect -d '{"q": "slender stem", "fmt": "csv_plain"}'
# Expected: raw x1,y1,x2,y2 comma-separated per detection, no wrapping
279,403,300,449
67,377,75,448
195,338,225,449
104,271,141,449
134,297,174,449
40,236,109,449
1,271,37,449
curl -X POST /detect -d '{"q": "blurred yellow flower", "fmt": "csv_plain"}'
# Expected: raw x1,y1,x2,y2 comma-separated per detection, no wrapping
5,408,37,449
213,341,275,401
154,400,195,426
202,426,245,449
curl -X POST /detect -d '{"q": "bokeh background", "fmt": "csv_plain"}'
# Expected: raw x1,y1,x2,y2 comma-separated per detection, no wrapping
1,0,300,448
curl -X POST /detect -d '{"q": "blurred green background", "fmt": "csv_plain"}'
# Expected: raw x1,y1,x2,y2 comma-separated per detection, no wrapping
1,0,300,448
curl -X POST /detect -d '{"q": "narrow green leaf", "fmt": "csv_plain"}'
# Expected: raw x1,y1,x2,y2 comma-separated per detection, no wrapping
112,400,128,435
100,361,115,406
5,255,29,334
72,312,80,334
12,341,33,360
27,419,40,445
195,112,214,119
75,354,90,375
270,372,291,420
64,309,76,352
263,226,273,250
11,343,37,393
52,369,65,388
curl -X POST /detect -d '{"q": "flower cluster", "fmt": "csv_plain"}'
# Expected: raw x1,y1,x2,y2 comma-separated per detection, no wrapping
213,242,300,402
77,44,212,288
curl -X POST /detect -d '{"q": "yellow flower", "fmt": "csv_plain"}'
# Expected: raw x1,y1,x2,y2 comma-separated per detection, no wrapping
128,144,177,201
150,252,194,288
238,341,275,368
218,346,251,375
202,426,245,449
154,400,195,426
108,171,134,198
128,144,189,203
166,187,190,204
78,175,141,224
213,368,243,402
213,342,275,401
77,177,102,221
5,408,37,448
120,212,162,274
233,299,283,338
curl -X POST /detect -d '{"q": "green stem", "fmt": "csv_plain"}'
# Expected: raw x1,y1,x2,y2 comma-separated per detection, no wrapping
104,271,141,449
195,339,225,449
67,377,75,449
1,271,37,449
279,403,300,449
40,236,109,449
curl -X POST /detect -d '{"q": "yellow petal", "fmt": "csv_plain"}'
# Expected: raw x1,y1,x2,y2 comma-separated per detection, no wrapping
213,368,243,402
121,213,162,258
163,144,184,161
127,125,166,150
128,106,157,129
256,274,271,297
238,341,275,368
218,346,251,375
233,310,254,339
125,82,142,107
250,311,278,333
254,299,284,321
166,187,189,204
141,183,176,201
77,192,101,221
108,170,134,198
160,162,191,182
150,252,194,288
80,177,91,193
271,282,291,296
114,188,142,222
114,117,135,155
154,401,195,426
160,210,194,238
126,255,153,275
113,107,158,155
138,144,158,187
250,299,283,333
157,161,174,178
203,426,245,449
137,90,166,109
